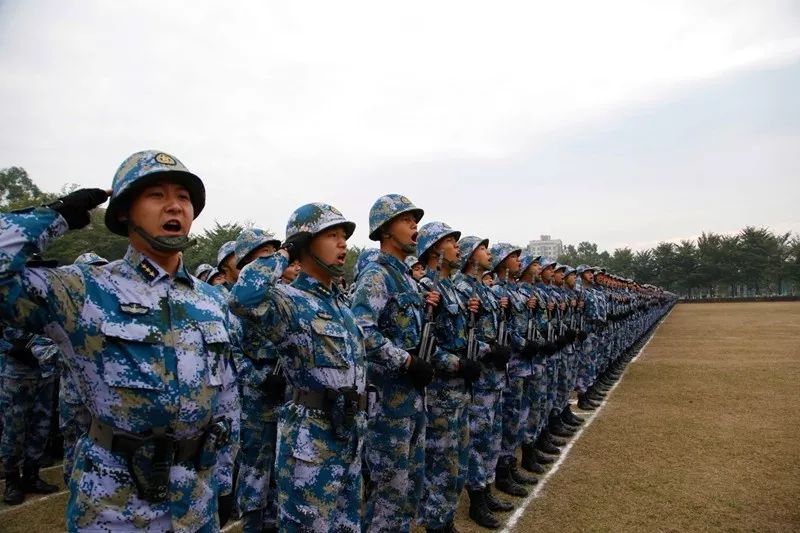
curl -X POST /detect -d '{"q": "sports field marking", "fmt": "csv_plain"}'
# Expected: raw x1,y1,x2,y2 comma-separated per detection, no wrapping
500,307,675,532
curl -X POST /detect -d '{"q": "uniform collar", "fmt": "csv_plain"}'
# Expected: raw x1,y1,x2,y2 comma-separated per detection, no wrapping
293,271,336,299
378,252,408,274
124,246,194,287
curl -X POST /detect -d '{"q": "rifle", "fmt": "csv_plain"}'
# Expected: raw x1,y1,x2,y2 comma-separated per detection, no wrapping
465,260,479,400
417,254,443,409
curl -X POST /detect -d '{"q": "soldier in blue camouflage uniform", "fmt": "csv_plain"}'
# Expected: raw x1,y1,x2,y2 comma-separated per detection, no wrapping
558,266,587,428
233,228,284,533
0,150,240,531
405,255,425,282
1,323,60,504
491,245,542,496
194,263,214,283
415,222,481,533
58,253,109,486
574,265,605,410
454,237,515,528
216,240,238,290
229,202,367,532
350,194,439,533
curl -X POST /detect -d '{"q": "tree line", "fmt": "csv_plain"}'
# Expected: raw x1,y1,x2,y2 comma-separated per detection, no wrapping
3,167,798,295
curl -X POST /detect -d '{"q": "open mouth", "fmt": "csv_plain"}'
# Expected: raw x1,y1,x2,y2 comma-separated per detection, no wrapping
411,231,418,243
162,219,183,233
336,252,347,264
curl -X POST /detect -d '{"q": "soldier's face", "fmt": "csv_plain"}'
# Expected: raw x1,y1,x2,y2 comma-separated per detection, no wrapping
310,225,348,267
541,266,554,282
582,271,594,284
281,260,301,283
554,270,565,284
566,273,576,287
127,181,194,237
472,244,492,271
482,274,493,287
532,262,542,276
386,213,419,248
411,263,425,280
439,236,460,264
220,254,240,283
504,252,521,274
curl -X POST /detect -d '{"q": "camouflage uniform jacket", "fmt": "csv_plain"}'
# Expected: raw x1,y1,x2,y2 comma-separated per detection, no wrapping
491,277,530,377
453,272,499,390
0,207,240,533
350,252,424,418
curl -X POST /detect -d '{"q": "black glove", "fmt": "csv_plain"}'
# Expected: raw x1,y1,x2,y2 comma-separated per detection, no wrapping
486,345,511,370
543,341,558,356
46,188,109,230
565,329,577,343
262,372,287,402
407,355,434,389
217,492,234,527
521,342,538,360
281,233,310,263
457,358,481,381
577,331,588,342
8,340,38,367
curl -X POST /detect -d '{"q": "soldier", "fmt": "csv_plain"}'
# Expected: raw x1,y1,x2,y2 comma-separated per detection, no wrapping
229,202,367,532
454,237,514,529
482,271,494,287
281,260,301,284
1,322,60,504
194,263,214,283
575,265,605,410
350,194,439,533
404,255,425,282
58,253,109,486
217,240,239,289
0,150,240,531
415,221,481,533
233,228,284,533
491,244,540,496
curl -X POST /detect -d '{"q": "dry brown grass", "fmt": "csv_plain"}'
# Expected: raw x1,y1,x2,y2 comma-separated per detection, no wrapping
3,303,798,532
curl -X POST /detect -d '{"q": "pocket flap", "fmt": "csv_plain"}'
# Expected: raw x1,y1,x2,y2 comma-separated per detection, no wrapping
311,318,347,338
198,321,230,345
100,320,161,343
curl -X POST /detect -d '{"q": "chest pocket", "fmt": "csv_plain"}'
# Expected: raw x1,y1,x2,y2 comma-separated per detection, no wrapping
310,318,350,369
199,321,230,387
395,292,422,310
100,320,166,391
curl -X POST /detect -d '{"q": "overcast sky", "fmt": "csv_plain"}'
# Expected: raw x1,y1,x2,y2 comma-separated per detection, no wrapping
1,1,798,252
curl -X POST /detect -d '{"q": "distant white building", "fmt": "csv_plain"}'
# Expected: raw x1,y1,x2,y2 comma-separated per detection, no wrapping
527,234,563,259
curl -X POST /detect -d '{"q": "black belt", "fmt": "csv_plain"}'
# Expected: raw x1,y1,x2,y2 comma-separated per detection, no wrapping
292,389,368,411
89,419,205,463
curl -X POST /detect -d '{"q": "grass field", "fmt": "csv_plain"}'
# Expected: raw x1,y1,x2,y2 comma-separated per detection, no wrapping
2,302,798,532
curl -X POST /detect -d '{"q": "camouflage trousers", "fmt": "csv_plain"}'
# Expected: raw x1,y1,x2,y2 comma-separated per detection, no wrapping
524,363,547,444
467,389,503,490
0,374,56,471
363,408,426,533
544,355,559,419
499,376,530,460
419,405,469,530
59,399,91,485
237,420,278,532
275,402,364,532
575,334,598,393
555,349,574,411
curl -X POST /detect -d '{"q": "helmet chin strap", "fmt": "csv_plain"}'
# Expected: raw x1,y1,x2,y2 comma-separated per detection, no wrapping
312,253,344,278
387,232,416,255
131,225,197,253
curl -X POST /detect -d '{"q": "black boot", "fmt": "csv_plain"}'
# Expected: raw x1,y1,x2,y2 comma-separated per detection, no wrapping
535,447,556,465
520,443,545,474
468,488,501,529
535,433,561,455
22,463,58,494
545,430,568,447
3,470,25,505
587,389,605,404
510,455,540,483
562,404,585,425
485,485,514,512
577,393,597,410
495,459,528,497
548,415,576,438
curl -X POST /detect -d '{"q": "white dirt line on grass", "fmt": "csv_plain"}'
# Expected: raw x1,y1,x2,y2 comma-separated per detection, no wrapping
500,307,675,533
0,488,68,515
221,519,241,532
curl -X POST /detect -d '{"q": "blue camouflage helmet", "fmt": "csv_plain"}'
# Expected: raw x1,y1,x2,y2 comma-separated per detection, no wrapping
489,242,522,272
285,202,356,241
104,150,205,236
416,221,461,262
518,253,542,275
73,252,108,266
216,240,237,268
368,194,424,241
576,264,596,275
554,263,568,272
354,248,381,281
563,265,577,277
540,257,558,271
457,236,489,271
194,263,214,279
235,228,282,268
404,255,421,270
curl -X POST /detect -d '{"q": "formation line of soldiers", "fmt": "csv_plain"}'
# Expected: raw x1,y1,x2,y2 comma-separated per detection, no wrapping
0,150,675,532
